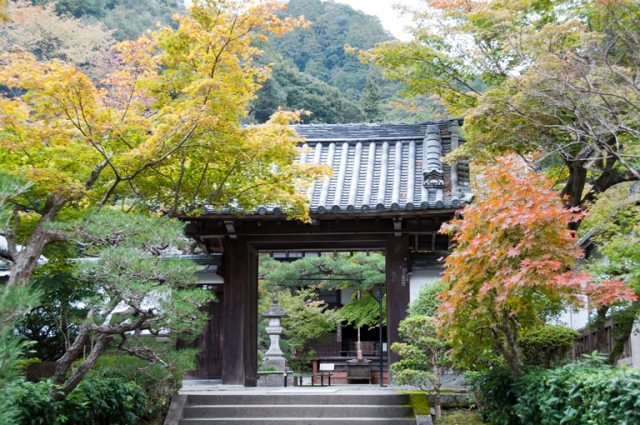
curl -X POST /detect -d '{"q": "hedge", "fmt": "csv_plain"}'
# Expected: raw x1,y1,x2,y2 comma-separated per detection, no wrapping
472,357,640,425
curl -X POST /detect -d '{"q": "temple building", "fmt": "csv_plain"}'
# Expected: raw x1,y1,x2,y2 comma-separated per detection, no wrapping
183,119,472,386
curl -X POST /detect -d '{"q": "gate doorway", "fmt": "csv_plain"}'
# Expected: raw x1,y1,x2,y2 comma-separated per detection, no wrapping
181,119,470,385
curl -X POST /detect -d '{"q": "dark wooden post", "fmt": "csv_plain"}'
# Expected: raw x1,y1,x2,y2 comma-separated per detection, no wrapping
221,238,258,386
386,235,410,366
198,292,224,379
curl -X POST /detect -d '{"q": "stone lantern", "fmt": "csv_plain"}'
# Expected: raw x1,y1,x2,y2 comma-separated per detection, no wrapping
262,296,288,371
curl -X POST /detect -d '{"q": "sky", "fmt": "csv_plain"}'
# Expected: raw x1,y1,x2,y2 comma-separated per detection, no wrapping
333,0,422,41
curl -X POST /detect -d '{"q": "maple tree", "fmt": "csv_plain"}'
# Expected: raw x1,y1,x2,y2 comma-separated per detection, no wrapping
438,156,614,373
0,0,326,286
365,0,640,208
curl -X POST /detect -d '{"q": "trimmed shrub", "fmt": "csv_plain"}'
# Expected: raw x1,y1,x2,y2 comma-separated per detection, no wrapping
471,356,640,425
518,325,578,368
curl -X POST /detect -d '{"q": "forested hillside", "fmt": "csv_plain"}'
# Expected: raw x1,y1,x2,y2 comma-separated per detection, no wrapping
11,0,438,123
32,0,184,40
251,0,435,123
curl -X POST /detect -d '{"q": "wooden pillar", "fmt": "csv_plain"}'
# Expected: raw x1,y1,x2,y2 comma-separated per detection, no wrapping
198,291,224,379
386,235,410,365
222,238,258,386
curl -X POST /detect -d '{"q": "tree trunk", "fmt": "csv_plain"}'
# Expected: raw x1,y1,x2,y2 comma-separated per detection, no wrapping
51,331,111,400
499,313,523,374
8,195,67,287
433,392,442,420
51,326,90,389
560,161,587,208
433,365,443,420
608,303,638,364
593,306,610,354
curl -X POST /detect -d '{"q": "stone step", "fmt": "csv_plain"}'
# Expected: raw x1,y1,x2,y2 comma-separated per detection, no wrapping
185,393,410,406
182,404,413,418
179,418,416,425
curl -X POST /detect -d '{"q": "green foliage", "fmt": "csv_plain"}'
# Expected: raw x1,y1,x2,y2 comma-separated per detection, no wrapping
391,316,449,390
468,367,520,425
261,252,385,292
339,293,385,329
0,173,38,425
367,0,640,208
269,0,391,100
392,315,450,419
361,73,383,122
32,210,215,397
249,0,442,124
61,211,212,344
250,59,365,124
583,183,640,295
581,182,640,362
471,356,640,425
0,286,39,425
518,325,578,368
0,172,31,229
259,288,340,371
89,352,194,422
408,283,445,317
513,359,640,425
259,364,279,373
260,252,386,329
4,377,147,425
34,0,184,41
16,262,90,361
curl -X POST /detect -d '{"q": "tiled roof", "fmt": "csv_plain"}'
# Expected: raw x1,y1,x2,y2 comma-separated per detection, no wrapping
294,119,472,214
205,119,472,215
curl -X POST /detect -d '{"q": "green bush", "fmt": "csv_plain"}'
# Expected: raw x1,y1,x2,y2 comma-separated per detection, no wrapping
468,367,520,425
89,350,196,424
471,356,640,425
514,359,640,425
518,325,578,368
4,377,147,425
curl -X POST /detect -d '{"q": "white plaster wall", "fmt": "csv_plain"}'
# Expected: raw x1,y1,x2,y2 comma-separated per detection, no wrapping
409,269,442,304
195,269,223,285
554,297,590,331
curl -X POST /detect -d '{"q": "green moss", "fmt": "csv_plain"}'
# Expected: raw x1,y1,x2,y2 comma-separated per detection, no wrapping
438,410,489,425
403,391,431,416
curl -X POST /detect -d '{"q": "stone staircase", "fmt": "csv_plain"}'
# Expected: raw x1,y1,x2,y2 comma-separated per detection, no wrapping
177,392,417,425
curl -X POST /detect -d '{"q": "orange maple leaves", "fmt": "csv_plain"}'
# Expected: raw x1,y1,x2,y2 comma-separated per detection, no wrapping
436,155,636,369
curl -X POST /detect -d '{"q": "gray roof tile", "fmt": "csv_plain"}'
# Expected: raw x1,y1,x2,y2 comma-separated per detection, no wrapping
205,119,472,215
296,119,472,213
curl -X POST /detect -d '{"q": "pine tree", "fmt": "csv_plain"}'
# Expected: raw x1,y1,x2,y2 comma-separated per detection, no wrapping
361,73,383,122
